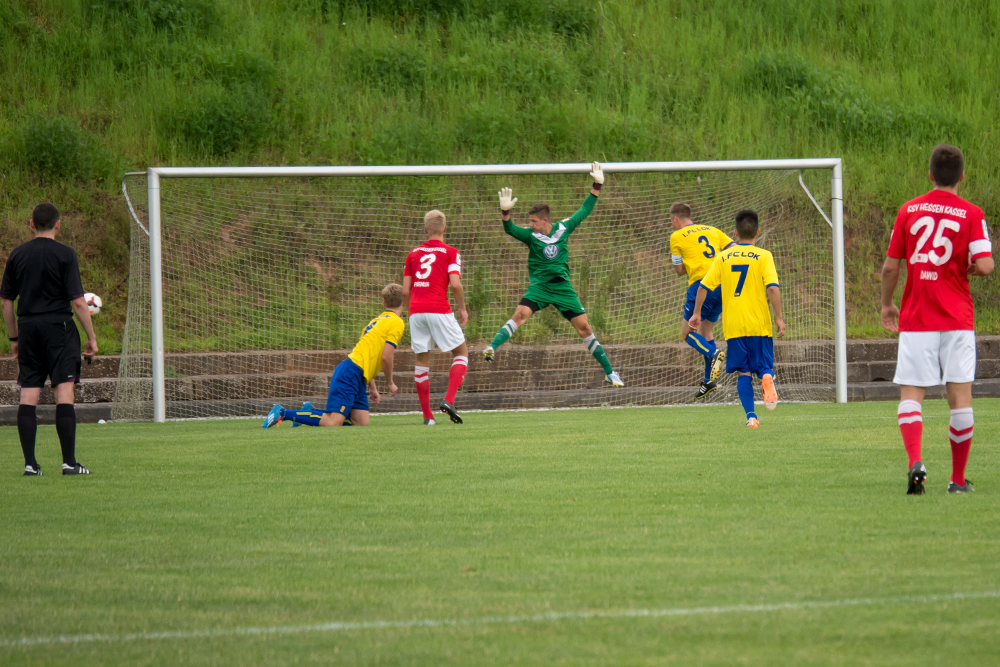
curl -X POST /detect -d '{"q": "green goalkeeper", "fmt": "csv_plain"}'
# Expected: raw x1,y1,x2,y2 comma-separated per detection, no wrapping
484,162,624,388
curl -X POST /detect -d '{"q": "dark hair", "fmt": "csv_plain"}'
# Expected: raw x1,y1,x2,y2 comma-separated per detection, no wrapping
734,209,759,240
32,202,60,231
669,202,692,219
528,203,550,219
929,144,964,187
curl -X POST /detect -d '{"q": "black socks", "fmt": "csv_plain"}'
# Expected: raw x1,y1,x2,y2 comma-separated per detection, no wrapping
17,404,38,468
55,403,77,467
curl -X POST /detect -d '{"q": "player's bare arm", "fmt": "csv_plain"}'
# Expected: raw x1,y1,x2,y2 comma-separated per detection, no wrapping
449,273,468,327
71,295,99,357
879,257,902,332
402,275,413,311
766,285,785,338
1,298,16,358
380,342,398,397
688,286,708,331
968,255,994,276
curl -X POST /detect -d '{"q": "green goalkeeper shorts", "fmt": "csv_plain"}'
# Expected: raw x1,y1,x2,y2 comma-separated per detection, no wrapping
520,280,586,320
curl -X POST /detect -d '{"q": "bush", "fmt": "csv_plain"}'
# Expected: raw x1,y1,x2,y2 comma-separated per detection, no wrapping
11,114,112,183
456,104,521,155
92,0,219,34
743,52,967,145
165,86,271,156
349,43,428,93
356,119,451,165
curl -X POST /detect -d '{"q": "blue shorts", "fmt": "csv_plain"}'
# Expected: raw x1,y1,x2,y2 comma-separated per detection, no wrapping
326,359,369,415
726,336,775,377
683,281,722,323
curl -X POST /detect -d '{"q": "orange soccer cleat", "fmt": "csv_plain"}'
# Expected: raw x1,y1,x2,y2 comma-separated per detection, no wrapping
746,417,760,429
762,374,778,411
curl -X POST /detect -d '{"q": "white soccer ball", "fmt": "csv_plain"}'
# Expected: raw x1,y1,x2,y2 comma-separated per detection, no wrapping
85,292,102,316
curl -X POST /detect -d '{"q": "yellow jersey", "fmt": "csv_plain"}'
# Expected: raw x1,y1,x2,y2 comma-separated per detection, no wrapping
700,243,779,338
670,224,733,286
348,311,405,383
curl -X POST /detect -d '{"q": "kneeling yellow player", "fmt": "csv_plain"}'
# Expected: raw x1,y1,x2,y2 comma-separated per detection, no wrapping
262,284,405,428
688,210,785,428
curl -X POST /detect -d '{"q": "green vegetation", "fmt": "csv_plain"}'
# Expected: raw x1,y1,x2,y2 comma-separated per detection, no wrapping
1,0,998,352
2,401,1000,664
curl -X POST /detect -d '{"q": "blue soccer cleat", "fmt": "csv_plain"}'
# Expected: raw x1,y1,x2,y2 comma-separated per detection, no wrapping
291,402,313,428
262,404,284,429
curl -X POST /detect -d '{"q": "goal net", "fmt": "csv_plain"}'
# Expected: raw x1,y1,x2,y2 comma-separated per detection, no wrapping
113,163,842,422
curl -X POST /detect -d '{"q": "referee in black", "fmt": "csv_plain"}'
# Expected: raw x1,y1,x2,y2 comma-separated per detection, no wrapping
2,203,98,476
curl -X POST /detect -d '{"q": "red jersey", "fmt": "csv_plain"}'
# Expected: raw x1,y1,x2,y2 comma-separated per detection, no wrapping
887,190,992,331
403,240,461,314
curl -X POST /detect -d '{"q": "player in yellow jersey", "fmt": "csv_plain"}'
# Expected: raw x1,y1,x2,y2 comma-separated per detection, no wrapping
690,210,784,428
668,203,734,399
262,284,405,428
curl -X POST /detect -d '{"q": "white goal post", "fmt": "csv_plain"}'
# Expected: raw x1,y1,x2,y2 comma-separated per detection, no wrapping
130,159,846,423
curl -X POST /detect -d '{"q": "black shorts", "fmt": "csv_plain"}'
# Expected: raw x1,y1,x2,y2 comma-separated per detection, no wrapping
518,297,586,322
17,317,82,388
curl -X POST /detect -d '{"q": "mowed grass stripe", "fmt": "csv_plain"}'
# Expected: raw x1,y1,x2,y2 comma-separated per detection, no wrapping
2,400,999,664
4,590,999,648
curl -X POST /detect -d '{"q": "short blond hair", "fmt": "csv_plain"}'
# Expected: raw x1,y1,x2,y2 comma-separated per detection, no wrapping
424,209,446,235
382,283,404,308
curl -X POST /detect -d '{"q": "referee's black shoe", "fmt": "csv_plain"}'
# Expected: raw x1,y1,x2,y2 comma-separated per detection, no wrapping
439,399,463,424
23,464,42,476
62,463,91,475
907,461,926,495
695,380,717,400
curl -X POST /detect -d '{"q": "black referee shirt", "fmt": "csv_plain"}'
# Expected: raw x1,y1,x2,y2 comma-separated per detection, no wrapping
0,238,85,319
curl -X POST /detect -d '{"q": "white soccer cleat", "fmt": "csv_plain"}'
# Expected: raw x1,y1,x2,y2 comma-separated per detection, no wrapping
605,371,625,388
483,346,495,362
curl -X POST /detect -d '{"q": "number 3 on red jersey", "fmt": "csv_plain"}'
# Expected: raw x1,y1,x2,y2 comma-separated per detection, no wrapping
908,216,960,266
415,253,436,279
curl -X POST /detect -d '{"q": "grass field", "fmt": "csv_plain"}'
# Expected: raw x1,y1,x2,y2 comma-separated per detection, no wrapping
2,400,999,664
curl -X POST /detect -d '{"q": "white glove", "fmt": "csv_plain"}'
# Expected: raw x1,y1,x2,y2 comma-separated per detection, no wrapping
498,187,518,211
590,161,604,185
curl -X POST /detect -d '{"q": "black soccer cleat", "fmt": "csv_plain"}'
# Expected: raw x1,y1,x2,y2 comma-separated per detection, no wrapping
709,348,726,383
23,464,42,476
906,460,926,495
948,479,974,494
695,380,717,400
62,463,91,476
439,399,463,424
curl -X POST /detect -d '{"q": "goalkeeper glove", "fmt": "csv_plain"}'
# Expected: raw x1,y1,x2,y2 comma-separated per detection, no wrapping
590,161,604,190
498,187,517,214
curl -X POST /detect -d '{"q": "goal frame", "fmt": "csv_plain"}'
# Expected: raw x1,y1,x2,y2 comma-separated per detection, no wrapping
142,159,846,422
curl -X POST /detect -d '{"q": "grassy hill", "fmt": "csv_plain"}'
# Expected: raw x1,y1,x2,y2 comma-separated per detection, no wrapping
2,0,998,352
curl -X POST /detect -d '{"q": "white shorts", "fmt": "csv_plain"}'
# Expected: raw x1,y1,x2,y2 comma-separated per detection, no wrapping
893,330,976,387
409,312,465,354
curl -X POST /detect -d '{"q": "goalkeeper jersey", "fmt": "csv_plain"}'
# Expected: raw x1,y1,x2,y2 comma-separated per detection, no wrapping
502,194,596,285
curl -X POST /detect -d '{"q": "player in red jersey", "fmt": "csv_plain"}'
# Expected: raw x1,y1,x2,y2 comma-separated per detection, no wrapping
403,210,469,425
881,144,993,495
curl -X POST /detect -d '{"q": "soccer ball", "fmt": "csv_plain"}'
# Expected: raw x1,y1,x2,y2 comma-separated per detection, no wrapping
84,293,102,316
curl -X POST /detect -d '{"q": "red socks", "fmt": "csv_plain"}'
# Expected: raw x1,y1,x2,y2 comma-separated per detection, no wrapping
897,399,923,467
445,356,468,404
414,366,432,420
949,408,973,486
